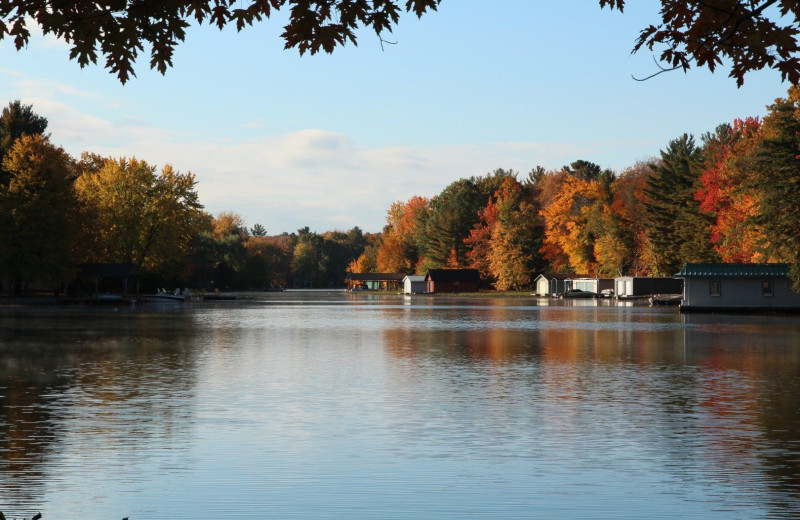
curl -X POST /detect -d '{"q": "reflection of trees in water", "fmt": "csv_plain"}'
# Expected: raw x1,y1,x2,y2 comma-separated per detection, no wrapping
683,316,800,513
380,306,800,514
0,309,200,510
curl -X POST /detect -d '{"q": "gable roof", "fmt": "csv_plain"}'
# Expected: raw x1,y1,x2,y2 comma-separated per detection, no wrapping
346,273,406,282
424,269,480,282
534,273,571,281
403,275,426,282
675,263,790,278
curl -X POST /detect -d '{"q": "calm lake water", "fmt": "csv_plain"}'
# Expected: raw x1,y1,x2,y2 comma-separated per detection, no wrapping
1,292,800,519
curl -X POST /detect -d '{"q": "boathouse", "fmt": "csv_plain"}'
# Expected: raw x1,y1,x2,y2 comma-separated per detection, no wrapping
75,263,140,299
533,274,570,296
403,275,426,294
345,273,406,291
567,276,614,294
614,276,684,299
424,269,480,293
675,263,800,312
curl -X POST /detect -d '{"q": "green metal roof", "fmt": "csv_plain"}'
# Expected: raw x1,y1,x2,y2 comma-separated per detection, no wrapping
675,263,790,278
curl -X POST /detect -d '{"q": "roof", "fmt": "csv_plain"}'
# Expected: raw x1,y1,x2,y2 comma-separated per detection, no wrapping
675,263,790,278
534,273,571,281
403,275,426,282
346,273,406,282
615,276,679,281
424,269,481,282
78,263,139,278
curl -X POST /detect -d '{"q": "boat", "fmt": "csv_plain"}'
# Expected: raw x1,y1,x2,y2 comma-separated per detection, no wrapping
560,289,597,299
141,288,187,303
649,294,682,306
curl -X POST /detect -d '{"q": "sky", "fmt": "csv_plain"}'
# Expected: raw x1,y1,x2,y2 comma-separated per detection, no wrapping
0,1,791,234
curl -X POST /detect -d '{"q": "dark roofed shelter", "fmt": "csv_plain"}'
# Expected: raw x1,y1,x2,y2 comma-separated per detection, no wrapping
345,273,406,291
77,263,140,299
424,269,480,293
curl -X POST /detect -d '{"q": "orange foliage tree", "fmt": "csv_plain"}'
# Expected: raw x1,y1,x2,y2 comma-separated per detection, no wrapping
464,197,498,284
465,177,544,290
594,162,654,276
375,196,429,273
696,118,767,263
540,175,604,275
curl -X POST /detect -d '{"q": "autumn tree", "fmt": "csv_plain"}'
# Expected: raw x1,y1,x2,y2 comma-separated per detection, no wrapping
601,0,800,86
242,234,293,289
533,170,572,272
696,119,767,263
540,174,605,275
0,135,77,295
748,85,800,288
4,1,793,84
348,244,379,274
464,197,498,285
0,0,442,83
375,196,429,273
0,101,49,186
474,177,544,291
75,157,204,278
607,162,657,275
213,211,248,238
422,171,516,269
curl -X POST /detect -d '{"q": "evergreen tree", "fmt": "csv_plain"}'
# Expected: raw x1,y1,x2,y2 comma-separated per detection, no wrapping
750,86,800,289
643,134,716,276
0,101,49,186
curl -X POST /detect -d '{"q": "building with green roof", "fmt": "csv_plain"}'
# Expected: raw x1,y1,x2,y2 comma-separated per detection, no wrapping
675,263,800,312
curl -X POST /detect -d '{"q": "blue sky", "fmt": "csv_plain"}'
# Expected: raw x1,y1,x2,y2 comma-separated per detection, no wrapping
0,1,790,234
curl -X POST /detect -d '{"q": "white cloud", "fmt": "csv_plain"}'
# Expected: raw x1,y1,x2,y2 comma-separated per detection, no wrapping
3,76,658,233
51,119,657,232
241,118,268,129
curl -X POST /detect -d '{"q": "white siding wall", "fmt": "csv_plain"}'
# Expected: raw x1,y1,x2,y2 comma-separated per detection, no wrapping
573,279,597,292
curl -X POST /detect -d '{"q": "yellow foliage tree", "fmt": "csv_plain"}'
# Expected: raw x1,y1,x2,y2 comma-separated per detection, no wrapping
75,157,204,274
540,176,604,275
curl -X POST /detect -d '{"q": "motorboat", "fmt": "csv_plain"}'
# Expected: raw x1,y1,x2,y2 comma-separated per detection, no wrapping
142,288,187,303
560,289,597,299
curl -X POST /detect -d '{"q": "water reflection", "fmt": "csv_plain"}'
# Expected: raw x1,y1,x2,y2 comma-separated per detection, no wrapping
0,307,198,514
1,298,799,519
381,301,800,518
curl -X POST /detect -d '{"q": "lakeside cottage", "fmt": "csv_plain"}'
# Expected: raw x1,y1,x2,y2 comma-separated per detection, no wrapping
403,275,427,294
424,269,480,293
675,263,800,312
614,276,684,299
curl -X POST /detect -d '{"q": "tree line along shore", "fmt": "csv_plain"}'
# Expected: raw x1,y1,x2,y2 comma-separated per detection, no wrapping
1,86,799,297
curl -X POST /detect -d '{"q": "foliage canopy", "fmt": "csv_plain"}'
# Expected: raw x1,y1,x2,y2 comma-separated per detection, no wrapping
2,1,798,84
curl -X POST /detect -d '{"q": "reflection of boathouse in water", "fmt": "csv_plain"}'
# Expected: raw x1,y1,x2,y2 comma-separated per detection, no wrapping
676,263,800,312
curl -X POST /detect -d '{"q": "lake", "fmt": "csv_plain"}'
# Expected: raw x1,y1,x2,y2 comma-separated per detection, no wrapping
1,292,800,519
